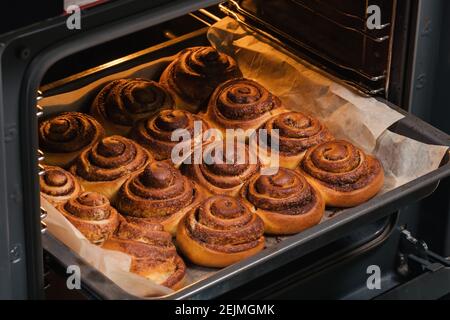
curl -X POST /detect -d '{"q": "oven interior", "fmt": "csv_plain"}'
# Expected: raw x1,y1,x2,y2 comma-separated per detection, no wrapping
7,0,448,299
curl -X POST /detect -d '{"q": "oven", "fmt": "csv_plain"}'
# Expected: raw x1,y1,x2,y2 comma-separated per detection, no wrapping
0,0,449,300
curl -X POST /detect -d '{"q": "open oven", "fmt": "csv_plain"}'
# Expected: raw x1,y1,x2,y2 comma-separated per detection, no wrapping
0,0,449,300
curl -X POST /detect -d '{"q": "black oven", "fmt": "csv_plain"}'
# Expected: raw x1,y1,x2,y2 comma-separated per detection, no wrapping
0,0,449,300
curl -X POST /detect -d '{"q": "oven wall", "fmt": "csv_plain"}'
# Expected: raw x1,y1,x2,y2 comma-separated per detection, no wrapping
403,0,450,257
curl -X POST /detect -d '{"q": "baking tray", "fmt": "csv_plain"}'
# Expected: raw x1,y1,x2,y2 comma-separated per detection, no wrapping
41,26,450,300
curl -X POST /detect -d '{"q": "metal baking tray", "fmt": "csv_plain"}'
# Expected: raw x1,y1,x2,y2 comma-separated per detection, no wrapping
41,22,450,300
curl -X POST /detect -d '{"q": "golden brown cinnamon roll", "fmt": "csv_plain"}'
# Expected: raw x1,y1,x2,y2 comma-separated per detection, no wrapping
40,165,82,205
70,135,152,201
204,78,286,133
129,109,216,165
39,112,104,168
298,140,384,207
103,216,186,289
58,192,119,244
91,78,174,136
160,46,242,112
176,195,265,268
116,161,203,235
258,112,334,169
181,141,260,196
241,168,324,235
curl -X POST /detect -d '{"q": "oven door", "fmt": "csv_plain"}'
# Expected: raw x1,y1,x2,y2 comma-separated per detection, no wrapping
0,0,221,299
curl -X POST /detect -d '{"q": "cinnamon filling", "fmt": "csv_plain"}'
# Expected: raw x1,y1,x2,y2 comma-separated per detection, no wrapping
39,112,102,153
65,192,112,221
245,168,317,215
302,140,382,192
185,196,264,253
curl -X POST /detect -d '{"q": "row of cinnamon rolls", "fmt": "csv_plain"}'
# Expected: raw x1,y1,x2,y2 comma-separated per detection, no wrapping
40,137,383,269
39,112,383,209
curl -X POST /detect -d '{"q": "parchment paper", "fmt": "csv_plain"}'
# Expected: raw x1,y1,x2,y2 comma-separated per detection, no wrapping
40,18,449,298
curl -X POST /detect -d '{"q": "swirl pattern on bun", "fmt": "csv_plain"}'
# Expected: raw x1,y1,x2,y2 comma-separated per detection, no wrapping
241,168,324,235
205,78,286,132
39,112,104,167
160,46,242,111
58,191,119,244
130,109,213,163
70,135,152,200
176,195,265,267
40,165,82,205
298,140,384,207
182,141,260,196
116,161,203,235
258,111,334,169
91,78,174,136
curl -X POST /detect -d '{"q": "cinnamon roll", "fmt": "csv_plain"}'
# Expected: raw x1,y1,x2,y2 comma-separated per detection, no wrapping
204,78,286,133
58,192,119,244
39,112,104,168
130,109,217,166
241,168,324,235
181,141,260,196
91,78,174,136
40,165,82,205
176,195,265,268
70,135,152,201
103,216,186,289
116,161,203,235
298,140,384,207
160,46,242,112
258,112,334,169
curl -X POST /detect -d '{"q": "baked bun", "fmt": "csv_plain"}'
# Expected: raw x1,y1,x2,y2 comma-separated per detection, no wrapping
241,167,324,235
258,111,334,169
91,78,174,136
160,46,242,112
298,140,384,207
181,141,260,196
40,165,82,206
176,195,265,268
39,112,104,168
58,191,119,244
130,109,217,165
103,216,186,289
204,78,286,133
115,161,203,235
70,135,152,201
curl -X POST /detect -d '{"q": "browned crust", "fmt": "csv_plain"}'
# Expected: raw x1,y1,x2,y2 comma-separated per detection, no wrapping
58,204,120,244
298,156,385,207
299,156,384,208
176,219,265,268
160,46,242,112
243,188,325,235
90,79,174,136
40,165,83,205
